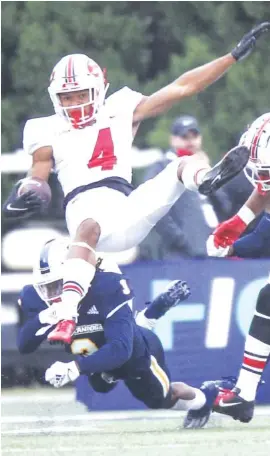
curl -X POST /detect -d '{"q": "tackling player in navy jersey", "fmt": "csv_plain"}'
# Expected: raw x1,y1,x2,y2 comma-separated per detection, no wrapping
17,238,232,429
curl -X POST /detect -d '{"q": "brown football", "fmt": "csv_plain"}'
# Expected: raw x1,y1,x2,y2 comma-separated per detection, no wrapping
18,177,52,207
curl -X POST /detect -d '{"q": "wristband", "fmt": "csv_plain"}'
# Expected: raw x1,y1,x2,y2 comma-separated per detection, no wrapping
237,206,256,226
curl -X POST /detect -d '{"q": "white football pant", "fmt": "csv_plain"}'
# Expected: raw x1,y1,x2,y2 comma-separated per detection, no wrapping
66,159,185,252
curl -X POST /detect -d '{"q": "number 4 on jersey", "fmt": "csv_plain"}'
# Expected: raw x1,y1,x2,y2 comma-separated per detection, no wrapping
87,128,117,170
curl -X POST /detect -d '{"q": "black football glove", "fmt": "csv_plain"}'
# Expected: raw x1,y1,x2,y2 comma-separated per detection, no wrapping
231,22,270,61
2,181,44,221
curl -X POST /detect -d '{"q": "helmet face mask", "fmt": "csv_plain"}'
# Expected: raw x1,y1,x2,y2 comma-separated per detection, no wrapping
48,54,109,129
33,238,69,306
244,162,270,194
34,277,63,304
57,88,96,129
241,113,270,194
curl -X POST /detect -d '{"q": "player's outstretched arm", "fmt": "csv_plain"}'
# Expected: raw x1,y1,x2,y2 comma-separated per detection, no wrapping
17,315,51,354
133,22,270,122
17,284,68,354
17,298,55,354
229,212,270,258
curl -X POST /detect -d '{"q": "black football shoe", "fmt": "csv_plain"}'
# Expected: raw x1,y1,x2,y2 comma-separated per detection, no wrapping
145,280,191,319
198,146,250,195
213,387,255,423
183,381,219,429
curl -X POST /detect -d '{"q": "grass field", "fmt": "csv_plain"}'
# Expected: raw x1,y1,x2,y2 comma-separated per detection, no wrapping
2,388,270,456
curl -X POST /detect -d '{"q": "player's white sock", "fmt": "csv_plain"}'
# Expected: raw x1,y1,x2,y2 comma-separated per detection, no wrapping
61,258,96,319
172,388,206,411
181,158,210,191
236,335,270,402
135,309,157,331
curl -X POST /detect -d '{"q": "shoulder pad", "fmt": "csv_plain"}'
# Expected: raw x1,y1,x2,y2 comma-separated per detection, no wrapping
23,115,65,155
105,87,143,116
89,270,134,318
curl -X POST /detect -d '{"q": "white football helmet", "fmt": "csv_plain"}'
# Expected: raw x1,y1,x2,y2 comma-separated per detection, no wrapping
48,54,109,129
33,238,69,305
240,113,270,194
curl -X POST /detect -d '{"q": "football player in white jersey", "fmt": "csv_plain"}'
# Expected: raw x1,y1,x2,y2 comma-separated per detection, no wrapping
205,113,270,423
3,23,269,344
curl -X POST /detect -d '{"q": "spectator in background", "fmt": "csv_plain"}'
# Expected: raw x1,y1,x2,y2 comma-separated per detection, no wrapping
169,115,209,163
171,116,254,217
139,115,232,260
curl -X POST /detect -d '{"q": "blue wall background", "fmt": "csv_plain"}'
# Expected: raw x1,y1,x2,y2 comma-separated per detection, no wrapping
76,258,270,410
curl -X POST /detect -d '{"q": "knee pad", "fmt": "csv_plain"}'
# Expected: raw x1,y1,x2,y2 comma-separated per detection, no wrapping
256,284,270,318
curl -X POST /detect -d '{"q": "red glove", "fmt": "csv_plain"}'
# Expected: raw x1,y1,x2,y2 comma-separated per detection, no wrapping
213,206,256,248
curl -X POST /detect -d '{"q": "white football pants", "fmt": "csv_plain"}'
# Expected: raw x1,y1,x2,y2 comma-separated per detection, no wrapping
65,159,185,252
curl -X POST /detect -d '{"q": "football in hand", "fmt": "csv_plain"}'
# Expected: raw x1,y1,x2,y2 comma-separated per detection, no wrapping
18,177,52,208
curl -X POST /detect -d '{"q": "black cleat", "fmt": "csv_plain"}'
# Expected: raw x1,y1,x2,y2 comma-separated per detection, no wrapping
198,146,250,195
183,381,219,429
146,280,190,319
213,387,255,423
151,280,190,312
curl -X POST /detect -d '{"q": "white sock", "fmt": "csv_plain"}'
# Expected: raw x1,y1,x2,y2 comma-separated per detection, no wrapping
236,335,270,402
62,258,96,319
172,388,206,411
180,158,210,191
135,309,157,331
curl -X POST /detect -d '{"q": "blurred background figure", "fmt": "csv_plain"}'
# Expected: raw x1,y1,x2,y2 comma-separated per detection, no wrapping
139,115,232,260
169,115,209,162
170,116,255,218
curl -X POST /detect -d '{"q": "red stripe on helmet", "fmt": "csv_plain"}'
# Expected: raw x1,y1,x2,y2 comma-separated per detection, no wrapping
250,117,270,161
66,56,74,83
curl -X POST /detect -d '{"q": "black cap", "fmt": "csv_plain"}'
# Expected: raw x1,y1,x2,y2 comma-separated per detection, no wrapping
171,115,200,137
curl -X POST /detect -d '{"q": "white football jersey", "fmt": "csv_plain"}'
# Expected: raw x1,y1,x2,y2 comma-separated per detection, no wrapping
23,87,143,196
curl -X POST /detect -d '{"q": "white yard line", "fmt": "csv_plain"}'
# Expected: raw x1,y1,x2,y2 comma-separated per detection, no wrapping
1,407,270,425
1,410,183,423
2,426,98,435
1,393,76,404
3,442,270,453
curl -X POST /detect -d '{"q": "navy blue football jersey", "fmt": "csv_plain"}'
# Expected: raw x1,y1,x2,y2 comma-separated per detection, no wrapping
18,261,153,379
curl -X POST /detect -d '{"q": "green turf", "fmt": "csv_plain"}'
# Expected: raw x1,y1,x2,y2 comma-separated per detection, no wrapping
2,413,270,456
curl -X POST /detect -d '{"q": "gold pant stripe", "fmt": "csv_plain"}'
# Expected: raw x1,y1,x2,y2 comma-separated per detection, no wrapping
150,355,170,397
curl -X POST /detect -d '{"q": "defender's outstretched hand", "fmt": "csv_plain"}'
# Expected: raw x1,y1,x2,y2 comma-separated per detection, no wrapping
231,22,270,61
